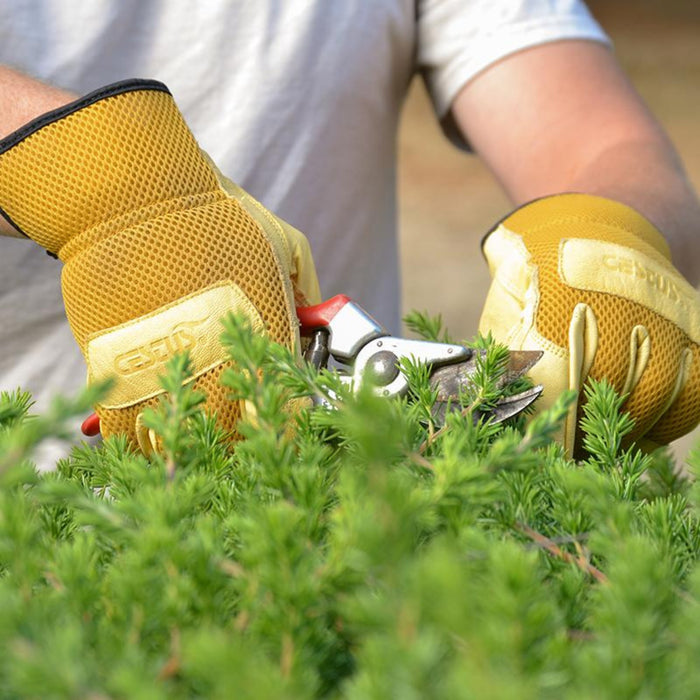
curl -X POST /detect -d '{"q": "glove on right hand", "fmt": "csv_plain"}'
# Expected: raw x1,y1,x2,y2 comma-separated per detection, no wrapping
0,79,321,451
479,194,700,455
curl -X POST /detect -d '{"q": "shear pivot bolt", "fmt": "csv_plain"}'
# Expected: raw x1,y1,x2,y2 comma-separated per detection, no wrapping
366,350,400,386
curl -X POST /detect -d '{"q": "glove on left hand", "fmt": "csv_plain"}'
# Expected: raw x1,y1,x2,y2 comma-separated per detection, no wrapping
479,194,700,455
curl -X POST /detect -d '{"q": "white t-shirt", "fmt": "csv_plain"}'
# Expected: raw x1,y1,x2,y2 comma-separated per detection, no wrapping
0,0,607,458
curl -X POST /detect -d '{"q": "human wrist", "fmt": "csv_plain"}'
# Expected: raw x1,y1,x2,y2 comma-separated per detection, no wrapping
566,139,700,285
0,66,75,139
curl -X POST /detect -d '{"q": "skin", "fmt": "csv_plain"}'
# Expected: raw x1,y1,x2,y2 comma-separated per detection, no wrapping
0,65,74,138
452,40,700,284
1,40,699,280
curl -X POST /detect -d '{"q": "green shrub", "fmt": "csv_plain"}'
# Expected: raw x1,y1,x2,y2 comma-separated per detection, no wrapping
1,314,699,699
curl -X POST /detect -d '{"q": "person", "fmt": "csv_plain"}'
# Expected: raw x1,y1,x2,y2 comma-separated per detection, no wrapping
1,1,699,461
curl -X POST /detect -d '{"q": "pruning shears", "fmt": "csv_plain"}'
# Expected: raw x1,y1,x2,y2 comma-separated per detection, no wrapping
81,295,543,437
297,295,543,426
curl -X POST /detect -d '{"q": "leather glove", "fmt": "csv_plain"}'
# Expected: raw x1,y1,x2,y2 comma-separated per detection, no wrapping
478,194,700,455
0,79,321,451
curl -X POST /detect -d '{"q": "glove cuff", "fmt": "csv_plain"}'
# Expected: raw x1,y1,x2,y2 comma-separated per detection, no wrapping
0,79,221,257
482,194,672,264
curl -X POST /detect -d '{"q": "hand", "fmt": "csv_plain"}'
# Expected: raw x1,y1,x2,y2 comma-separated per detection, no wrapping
0,79,320,451
478,194,700,455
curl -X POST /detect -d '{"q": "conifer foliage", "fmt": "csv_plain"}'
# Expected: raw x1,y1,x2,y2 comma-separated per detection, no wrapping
2,313,700,698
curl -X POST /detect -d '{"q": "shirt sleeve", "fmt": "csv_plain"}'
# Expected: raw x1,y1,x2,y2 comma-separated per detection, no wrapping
417,0,611,148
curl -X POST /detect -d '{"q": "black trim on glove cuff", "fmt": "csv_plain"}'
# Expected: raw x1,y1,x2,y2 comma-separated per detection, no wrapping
0,78,170,154
0,78,170,240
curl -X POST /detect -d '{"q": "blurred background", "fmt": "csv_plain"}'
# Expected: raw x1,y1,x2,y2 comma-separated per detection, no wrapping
397,0,700,462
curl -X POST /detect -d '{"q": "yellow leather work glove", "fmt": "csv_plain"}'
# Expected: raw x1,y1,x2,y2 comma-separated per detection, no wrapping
0,79,321,451
478,194,700,455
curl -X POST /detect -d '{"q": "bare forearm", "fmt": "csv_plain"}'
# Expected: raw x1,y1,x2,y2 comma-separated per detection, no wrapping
0,66,75,236
0,66,74,137
567,137,700,285
454,41,700,286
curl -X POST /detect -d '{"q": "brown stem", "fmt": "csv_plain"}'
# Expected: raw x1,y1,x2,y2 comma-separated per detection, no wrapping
407,452,434,471
418,395,484,454
515,522,609,585
157,627,181,680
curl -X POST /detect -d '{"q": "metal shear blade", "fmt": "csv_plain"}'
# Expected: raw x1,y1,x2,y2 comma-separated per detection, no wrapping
429,349,543,425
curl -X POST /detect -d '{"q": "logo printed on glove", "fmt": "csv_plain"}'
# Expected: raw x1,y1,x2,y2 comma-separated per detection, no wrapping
113,318,207,375
560,238,700,338
603,255,684,305
86,282,265,410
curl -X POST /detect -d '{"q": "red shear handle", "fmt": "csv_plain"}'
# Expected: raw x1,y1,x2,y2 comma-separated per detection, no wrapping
297,294,351,333
81,413,101,437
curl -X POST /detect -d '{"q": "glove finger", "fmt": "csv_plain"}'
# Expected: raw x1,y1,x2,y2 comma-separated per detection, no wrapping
621,335,691,443
568,294,687,431
645,344,700,444
567,303,598,452
620,325,651,397
98,360,244,445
